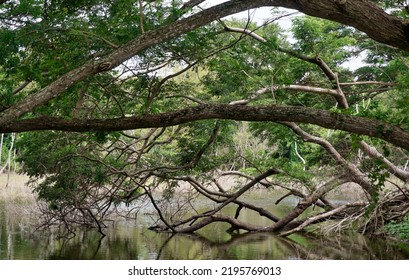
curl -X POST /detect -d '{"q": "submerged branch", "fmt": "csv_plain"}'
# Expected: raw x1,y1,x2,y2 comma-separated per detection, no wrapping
262,176,349,232
151,169,279,232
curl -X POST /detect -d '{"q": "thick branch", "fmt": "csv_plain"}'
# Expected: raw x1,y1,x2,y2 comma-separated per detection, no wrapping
177,214,261,233
3,104,409,151
288,0,409,52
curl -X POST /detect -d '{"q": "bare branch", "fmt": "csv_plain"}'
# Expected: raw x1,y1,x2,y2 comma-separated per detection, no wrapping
360,141,409,182
177,214,261,233
280,122,373,193
279,201,367,236
12,81,32,95
181,0,206,10
182,176,281,222
169,169,279,230
339,81,397,87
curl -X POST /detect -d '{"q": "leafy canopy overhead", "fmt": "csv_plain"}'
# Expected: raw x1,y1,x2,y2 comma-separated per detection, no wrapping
1,0,409,235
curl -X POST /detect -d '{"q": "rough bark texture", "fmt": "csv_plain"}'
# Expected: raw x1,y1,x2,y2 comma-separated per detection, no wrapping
2,104,409,151
283,0,409,51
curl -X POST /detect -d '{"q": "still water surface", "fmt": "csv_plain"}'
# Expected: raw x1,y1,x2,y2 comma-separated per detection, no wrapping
1,191,409,260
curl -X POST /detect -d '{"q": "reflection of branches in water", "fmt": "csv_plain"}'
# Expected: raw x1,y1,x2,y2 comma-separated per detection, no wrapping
290,232,405,260
21,223,409,259
150,231,409,260
170,231,285,259
154,233,176,260
91,235,104,259
49,231,105,259
154,231,313,259
278,237,326,260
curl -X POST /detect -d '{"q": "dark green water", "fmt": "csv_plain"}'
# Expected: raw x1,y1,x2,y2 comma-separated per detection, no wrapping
1,192,409,260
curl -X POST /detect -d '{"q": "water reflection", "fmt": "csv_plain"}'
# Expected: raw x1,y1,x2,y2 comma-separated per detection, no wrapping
2,216,409,260
2,199,409,260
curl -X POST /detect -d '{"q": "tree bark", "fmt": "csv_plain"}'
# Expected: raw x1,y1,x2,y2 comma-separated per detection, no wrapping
284,0,409,52
2,104,409,151
0,133,3,166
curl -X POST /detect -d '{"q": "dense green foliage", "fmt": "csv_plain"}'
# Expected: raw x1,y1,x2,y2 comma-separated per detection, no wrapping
386,217,409,240
1,1,409,237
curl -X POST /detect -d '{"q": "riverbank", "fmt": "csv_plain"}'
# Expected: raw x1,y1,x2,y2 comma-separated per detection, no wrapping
0,173,34,202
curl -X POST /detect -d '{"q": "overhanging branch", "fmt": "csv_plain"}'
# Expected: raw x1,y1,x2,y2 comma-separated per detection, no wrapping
2,104,409,150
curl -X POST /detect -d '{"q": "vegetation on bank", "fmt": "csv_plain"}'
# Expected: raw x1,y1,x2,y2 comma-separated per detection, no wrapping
386,218,409,241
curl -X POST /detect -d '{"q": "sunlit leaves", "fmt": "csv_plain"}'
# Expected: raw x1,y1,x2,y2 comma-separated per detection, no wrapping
291,17,357,64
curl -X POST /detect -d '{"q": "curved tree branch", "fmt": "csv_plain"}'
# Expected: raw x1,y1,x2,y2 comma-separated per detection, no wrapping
177,214,261,233
166,168,279,230
3,104,409,151
179,175,281,222
280,121,373,192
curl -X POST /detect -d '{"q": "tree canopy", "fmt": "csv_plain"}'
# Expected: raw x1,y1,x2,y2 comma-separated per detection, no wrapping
1,0,409,237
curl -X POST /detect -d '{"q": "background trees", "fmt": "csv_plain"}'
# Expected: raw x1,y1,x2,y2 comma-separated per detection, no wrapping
1,0,409,237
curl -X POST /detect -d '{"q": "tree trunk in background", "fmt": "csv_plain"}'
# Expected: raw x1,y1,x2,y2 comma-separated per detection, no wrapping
0,134,4,175
1,133,15,187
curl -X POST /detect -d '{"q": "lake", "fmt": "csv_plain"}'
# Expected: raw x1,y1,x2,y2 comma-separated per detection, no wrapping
1,186,409,260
